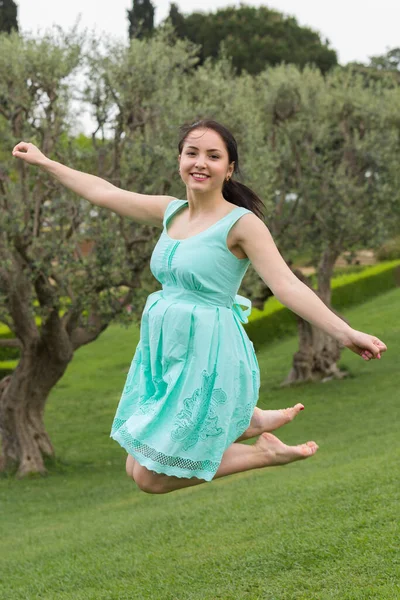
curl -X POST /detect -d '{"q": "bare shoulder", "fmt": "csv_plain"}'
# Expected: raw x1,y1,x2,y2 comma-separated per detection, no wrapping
131,193,177,228
231,212,267,246
231,211,296,291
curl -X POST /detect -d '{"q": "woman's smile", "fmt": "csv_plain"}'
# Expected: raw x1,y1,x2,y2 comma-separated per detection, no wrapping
191,173,210,182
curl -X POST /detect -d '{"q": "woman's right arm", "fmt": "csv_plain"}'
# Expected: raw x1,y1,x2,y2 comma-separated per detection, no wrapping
12,141,174,227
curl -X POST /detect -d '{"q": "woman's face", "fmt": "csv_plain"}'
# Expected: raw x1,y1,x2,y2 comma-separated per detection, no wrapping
178,128,234,194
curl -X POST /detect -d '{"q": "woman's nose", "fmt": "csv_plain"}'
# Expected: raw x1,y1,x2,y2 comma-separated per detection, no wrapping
194,156,206,168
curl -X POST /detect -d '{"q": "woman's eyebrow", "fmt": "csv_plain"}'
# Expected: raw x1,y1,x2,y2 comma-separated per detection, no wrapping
186,145,222,152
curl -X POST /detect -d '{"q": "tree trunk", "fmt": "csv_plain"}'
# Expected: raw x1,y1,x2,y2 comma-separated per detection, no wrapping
0,346,71,477
282,315,347,386
282,249,348,386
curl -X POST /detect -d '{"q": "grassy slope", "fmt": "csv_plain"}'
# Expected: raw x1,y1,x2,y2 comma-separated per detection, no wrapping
0,289,399,600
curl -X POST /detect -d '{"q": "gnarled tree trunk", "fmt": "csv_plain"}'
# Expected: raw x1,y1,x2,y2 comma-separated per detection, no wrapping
282,248,348,386
0,341,72,477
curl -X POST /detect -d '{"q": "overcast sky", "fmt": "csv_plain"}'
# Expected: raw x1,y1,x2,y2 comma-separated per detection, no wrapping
18,0,399,65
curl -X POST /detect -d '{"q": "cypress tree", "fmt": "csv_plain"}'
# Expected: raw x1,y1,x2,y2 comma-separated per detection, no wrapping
168,3,185,38
127,0,155,40
0,0,19,34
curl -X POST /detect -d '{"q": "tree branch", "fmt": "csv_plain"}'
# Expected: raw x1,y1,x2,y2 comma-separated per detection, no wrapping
3,258,38,343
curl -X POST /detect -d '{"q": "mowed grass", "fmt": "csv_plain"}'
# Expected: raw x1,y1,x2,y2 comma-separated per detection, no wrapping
1,289,399,600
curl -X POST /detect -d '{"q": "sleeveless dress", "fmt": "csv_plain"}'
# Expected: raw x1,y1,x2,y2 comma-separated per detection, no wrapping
110,199,260,481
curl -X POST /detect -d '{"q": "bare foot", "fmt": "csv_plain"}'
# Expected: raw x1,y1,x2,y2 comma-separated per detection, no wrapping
249,404,304,436
254,432,318,467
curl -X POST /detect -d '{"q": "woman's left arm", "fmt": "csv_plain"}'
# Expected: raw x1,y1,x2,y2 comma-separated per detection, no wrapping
236,214,387,361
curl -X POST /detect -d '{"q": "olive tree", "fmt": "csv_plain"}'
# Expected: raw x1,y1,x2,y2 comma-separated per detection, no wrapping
253,65,400,383
0,26,200,477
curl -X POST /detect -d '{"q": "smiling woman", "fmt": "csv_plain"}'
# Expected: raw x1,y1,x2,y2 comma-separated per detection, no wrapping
12,118,387,495
177,119,265,220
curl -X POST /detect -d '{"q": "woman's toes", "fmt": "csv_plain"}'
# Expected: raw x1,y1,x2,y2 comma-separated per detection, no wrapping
302,441,318,456
256,433,319,466
283,403,305,422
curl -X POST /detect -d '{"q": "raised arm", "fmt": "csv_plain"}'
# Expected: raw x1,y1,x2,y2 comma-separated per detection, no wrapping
12,141,174,227
235,213,387,361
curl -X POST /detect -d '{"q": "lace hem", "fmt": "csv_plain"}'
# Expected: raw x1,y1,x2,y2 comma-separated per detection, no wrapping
110,418,219,481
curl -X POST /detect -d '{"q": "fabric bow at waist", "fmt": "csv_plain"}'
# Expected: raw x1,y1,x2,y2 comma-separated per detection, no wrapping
232,294,252,324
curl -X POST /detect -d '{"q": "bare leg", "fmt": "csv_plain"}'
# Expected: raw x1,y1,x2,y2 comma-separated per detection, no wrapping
132,433,318,494
126,403,303,479
125,453,136,478
235,403,305,442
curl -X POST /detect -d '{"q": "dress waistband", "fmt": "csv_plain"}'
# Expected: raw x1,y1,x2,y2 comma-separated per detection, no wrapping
149,288,252,324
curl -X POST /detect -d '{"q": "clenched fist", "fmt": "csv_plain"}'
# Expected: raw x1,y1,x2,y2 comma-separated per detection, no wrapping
12,142,48,167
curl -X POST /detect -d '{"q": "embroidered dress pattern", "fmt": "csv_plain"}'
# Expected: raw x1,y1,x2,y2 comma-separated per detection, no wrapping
171,369,227,451
110,199,261,481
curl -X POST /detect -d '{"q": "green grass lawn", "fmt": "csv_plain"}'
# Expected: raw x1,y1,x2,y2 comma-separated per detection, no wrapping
1,289,399,600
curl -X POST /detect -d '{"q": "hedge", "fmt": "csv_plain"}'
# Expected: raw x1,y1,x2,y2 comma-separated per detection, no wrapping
245,260,400,350
0,330,20,362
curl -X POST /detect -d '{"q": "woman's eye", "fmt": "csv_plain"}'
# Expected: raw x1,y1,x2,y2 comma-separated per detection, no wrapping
186,152,219,159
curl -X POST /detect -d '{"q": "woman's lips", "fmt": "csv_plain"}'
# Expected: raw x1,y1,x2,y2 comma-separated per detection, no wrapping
191,174,210,182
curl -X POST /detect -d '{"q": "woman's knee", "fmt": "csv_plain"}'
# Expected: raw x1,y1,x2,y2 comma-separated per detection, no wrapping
133,464,167,494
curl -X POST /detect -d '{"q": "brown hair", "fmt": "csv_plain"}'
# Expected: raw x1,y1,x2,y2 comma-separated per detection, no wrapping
178,119,265,220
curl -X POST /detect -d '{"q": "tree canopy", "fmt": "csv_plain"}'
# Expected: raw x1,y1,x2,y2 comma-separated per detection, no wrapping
370,47,400,72
164,4,338,75
344,47,400,88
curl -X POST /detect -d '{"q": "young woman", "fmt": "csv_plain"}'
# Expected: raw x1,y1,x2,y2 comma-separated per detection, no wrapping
12,119,387,494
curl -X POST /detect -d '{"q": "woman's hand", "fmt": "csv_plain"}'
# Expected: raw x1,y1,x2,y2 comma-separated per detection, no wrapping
12,142,48,167
340,328,387,361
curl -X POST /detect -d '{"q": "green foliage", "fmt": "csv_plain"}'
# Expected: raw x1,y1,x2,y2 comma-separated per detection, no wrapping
0,0,18,34
168,2,185,39
376,237,400,261
84,24,200,201
252,64,400,275
164,5,337,76
127,0,155,40
0,26,203,349
370,47,400,72
0,330,19,361
246,261,400,350
0,365,15,380
343,61,400,89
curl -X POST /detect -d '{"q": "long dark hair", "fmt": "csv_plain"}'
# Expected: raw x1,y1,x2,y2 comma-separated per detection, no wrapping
178,119,265,220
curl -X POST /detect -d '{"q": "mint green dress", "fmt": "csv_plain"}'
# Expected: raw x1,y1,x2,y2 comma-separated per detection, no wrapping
110,199,260,481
